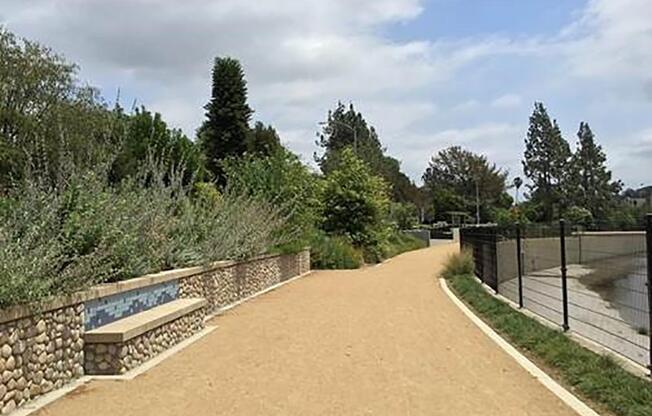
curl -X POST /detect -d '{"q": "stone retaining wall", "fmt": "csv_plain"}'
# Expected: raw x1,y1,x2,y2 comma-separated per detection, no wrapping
0,304,84,414
179,250,311,315
0,249,310,414
84,307,205,375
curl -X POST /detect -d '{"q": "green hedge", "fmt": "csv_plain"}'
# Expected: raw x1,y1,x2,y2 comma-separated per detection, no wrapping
310,233,363,269
311,232,427,270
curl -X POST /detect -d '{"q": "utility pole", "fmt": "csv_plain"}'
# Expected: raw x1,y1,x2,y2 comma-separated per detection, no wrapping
475,180,480,225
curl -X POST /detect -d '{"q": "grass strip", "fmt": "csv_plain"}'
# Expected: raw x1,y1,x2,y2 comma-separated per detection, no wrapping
447,274,652,416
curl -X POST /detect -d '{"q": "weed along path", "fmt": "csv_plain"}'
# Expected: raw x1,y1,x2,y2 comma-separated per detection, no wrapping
37,244,578,416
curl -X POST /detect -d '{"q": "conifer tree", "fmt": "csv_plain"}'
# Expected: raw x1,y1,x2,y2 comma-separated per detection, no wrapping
522,102,571,220
566,122,621,217
315,102,420,205
198,57,252,184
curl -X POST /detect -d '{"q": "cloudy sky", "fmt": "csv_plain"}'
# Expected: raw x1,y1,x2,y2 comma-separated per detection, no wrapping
2,0,651,188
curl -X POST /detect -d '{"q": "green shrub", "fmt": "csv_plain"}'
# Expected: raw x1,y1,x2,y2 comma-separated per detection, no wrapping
389,202,419,230
310,233,363,269
0,162,287,308
565,206,593,227
321,148,390,249
441,250,474,280
223,148,322,247
381,232,427,259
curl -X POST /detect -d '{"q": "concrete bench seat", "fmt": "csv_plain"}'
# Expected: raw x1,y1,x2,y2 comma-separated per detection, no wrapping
84,298,207,375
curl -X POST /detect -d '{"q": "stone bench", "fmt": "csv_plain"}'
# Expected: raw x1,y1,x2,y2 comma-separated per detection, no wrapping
83,298,207,375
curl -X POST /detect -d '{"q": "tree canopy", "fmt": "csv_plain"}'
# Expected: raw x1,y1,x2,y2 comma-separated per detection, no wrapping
0,28,115,189
315,102,421,206
110,106,204,184
422,146,511,222
245,121,282,157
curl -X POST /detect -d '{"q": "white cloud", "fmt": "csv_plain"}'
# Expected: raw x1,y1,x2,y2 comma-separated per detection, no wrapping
1,0,651,188
491,94,522,109
451,99,481,113
609,128,652,184
562,0,652,98
399,123,524,180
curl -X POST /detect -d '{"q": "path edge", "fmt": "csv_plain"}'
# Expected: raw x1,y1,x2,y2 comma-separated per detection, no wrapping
439,277,601,416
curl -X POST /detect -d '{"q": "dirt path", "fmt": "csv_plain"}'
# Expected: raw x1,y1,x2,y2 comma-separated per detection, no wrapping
37,244,577,416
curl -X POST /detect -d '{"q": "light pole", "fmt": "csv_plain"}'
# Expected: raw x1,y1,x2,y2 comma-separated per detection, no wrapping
318,120,357,153
513,177,523,206
475,179,480,225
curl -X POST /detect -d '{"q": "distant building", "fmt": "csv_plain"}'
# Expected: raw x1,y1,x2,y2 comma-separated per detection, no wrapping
624,196,648,208
623,185,651,208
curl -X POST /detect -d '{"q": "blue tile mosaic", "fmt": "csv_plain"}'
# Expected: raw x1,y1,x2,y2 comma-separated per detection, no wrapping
84,281,178,330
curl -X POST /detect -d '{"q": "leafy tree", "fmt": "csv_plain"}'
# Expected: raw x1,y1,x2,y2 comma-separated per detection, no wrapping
605,203,647,229
316,102,420,205
565,206,594,227
198,57,252,185
223,148,321,246
245,121,282,157
111,106,203,184
389,202,419,229
522,102,571,221
422,146,510,222
315,102,381,170
565,122,621,217
379,155,422,204
321,148,390,248
0,27,114,189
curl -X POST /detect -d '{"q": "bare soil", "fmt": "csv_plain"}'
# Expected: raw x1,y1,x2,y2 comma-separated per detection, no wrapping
37,243,577,415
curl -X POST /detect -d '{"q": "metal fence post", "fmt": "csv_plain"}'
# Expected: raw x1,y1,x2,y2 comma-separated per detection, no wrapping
560,219,569,331
646,213,652,375
516,223,524,308
492,227,499,294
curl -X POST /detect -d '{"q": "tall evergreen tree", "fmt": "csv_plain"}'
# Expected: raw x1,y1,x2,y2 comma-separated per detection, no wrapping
198,57,252,184
566,122,621,217
315,102,420,205
522,102,571,221
315,102,383,174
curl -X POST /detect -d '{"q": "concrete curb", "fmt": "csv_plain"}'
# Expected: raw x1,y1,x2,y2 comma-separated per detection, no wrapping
439,278,601,416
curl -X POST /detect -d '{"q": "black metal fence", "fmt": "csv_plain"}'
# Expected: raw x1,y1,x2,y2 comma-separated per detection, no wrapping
460,215,652,374
459,226,499,291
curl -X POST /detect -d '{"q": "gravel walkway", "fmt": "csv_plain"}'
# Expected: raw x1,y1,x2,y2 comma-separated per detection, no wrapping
37,244,577,415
